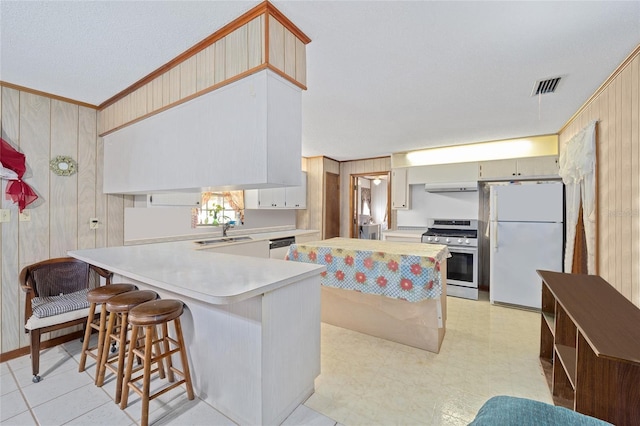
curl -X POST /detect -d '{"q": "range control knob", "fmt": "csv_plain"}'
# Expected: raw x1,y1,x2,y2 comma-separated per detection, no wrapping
445,238,451,243
458,238,463,244
426,237,432,242
434,237,440,242
465,239,470,245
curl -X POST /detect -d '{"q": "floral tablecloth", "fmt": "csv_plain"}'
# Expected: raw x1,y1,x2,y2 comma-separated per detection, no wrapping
285,237,450,302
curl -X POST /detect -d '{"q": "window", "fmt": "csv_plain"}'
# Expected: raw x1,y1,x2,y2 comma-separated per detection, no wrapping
196,191,245,227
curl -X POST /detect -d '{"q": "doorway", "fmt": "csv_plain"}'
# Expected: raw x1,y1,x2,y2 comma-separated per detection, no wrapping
324,172,340,239
350,172,390,239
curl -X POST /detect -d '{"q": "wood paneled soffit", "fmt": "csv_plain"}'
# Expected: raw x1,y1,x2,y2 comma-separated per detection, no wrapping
97,1,310,136
0,81,98,109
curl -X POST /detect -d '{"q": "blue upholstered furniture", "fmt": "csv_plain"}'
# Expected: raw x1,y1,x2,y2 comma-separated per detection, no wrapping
469,396,612,426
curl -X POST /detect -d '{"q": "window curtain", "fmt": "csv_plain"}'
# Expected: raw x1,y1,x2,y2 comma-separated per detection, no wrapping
558,121,597,273
371,182,387,225
361,187,371,216
223,191,245,224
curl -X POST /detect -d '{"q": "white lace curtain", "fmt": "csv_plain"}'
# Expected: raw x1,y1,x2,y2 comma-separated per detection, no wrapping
558,121,597,273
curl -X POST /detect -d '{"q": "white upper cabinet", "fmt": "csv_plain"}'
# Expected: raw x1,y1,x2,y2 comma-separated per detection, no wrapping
516,156,560,177
103,70,301,194
284,172,307,208
245,171,306,209
391,168,409,210
407,162,479,184
479,155,559,180
258,187,287,208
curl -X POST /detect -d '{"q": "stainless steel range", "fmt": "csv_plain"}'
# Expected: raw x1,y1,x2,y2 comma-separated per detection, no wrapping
422,219,478,300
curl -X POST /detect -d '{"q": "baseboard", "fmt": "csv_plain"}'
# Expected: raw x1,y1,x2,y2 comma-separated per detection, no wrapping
0,330,84,363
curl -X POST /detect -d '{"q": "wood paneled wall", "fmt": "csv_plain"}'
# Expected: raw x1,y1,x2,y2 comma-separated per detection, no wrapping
339,157,395,237
0,86,129,355
559,45,640,307
98,2,309,136
297,156,340,238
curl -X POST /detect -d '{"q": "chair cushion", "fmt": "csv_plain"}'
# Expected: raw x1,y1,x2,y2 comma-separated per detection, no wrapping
25,306,98,330
31,288,90,318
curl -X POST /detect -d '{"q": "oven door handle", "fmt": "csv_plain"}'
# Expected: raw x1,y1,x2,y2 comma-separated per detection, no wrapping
449,246,477,255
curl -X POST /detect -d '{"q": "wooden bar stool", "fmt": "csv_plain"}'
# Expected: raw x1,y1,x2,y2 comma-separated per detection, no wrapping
78,283,137,377
97,290,159,404
120,299,194,426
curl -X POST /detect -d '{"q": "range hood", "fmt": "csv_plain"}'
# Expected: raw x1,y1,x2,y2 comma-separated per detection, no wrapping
424,182,478,193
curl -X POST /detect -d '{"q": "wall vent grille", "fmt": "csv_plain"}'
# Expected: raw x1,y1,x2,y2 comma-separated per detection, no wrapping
531,77,562,96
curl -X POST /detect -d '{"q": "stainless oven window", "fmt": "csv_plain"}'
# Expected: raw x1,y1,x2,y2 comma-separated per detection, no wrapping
447,248,477,287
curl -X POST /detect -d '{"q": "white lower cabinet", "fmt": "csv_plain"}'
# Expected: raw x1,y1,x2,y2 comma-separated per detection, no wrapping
245,172,307,209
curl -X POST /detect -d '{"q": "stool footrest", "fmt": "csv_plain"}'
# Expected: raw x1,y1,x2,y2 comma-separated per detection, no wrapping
127,364,164,388
132,346,180,362
127,378,188,402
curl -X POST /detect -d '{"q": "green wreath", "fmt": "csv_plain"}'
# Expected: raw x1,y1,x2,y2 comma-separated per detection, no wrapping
50,156,77,176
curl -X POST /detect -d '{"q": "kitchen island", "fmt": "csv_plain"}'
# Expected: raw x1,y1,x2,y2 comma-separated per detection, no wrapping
286,238,449,353
69,242,325,426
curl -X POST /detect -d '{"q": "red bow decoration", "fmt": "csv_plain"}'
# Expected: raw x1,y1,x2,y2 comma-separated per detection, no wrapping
1,138,38,212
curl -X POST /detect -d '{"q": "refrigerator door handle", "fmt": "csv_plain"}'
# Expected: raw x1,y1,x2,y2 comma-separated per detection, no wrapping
493,223,498,251
492,191,498,221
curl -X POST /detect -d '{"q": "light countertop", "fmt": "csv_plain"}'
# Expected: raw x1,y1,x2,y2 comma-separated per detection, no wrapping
125,227,320,246
68,241,325,305
221,228,319,243
294,237,449,262
190,228,320,250
382,229,426,239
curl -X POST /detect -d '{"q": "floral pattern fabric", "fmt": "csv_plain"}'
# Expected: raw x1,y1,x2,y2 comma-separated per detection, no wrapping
285,237,449,303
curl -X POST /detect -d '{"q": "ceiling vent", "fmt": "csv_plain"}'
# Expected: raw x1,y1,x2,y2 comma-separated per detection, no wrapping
531,77,562,96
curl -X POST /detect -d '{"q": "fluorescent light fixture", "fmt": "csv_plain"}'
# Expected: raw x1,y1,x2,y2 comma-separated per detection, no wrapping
397,134,558,167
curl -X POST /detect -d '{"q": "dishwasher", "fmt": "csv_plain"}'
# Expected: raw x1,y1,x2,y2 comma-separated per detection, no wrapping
269,236,296,259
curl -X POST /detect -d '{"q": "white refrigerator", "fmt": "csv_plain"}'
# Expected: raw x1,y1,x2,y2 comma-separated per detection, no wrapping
489,182,564,309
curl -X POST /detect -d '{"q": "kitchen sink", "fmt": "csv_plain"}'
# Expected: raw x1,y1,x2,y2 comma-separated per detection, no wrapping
195,236,252,245
220,236,252,243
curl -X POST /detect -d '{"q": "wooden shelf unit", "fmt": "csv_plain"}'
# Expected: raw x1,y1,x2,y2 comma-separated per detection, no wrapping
537,270,640,426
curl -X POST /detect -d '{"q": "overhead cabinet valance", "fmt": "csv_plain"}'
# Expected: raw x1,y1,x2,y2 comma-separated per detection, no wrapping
103,70,302,194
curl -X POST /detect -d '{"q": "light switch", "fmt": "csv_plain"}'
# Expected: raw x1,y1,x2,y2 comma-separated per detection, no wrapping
19,210,31,222
0,209,10,222
90,218,99,229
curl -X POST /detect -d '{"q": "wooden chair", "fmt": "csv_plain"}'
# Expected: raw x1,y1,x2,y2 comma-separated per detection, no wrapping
19,257,112,383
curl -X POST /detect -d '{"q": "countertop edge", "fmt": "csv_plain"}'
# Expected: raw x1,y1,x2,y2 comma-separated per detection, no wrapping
68,247,325,305
125,227,320,246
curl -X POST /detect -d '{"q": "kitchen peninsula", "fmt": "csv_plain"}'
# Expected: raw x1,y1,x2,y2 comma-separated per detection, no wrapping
68,242,325,426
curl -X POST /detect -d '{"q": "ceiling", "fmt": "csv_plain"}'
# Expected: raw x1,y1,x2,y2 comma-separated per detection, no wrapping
1,1,639,161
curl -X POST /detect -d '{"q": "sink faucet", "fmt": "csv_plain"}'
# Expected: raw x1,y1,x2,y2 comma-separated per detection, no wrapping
222,221,232,237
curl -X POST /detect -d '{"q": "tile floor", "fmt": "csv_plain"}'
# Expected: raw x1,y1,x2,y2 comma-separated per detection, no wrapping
1,293,551,425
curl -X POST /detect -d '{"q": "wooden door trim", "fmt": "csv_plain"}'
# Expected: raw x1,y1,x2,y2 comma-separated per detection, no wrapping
348,171,391,239
323,171,340,240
